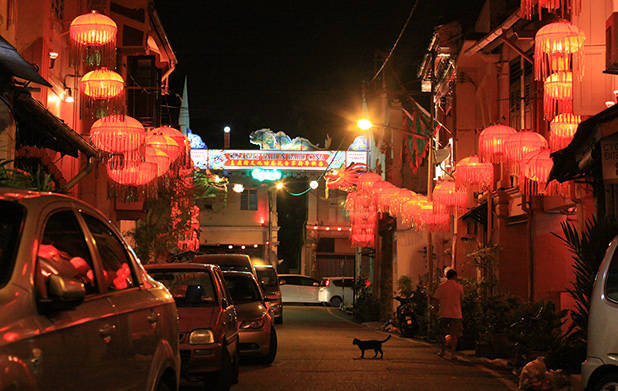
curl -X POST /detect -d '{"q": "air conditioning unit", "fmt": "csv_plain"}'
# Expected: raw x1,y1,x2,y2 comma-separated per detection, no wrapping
606,12,618,74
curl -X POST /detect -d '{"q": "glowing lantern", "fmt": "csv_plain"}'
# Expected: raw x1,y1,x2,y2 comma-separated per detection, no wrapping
145,146,171,177
89,115,145,153
70,11,117,46
455,156,494,189
155,126,189,165
107,158,157,186
479,124,517,163
520,149,554,195
69,11,117,68
80,68,124,99
550,113,581,152
544,71,572,120
505,131,548,164
145,132,182,163
418,202,450,232
357,173,382,193
433,180,468,211
534,21,585,82
520,0,573,20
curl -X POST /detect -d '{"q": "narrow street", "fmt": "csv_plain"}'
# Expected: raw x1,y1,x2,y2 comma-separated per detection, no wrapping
224,306,517,391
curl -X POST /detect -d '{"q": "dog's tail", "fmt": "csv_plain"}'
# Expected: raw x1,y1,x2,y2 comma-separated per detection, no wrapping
381,335,391,343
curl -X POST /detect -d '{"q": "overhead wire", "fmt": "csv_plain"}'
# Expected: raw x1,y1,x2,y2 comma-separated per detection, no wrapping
371,0,419,82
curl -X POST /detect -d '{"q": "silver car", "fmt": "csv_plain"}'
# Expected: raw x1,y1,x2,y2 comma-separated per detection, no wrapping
222,271,277,364
0,188,180,391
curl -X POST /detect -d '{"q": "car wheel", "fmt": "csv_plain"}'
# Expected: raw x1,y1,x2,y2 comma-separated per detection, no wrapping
260,328,278,365
330,296,343,307
593,374,618,391
209,345,234,391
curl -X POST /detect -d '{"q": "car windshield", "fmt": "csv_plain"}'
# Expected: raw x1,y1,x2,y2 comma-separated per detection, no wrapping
256,267,277,288
224,274,261,303
149,269,217,307
0,200,24,288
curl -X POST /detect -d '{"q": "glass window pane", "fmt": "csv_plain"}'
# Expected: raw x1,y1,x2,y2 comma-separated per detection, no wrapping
149,269,216,307
39,210,96,294
223,274,260,303
0,201,23,288
81,214,134,291
607,247,618,303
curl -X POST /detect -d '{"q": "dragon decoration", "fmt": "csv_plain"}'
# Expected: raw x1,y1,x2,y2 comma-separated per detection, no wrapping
249,129,322,150
324,162,368,197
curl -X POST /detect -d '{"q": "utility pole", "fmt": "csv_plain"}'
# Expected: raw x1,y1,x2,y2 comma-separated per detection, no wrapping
426,49,436,338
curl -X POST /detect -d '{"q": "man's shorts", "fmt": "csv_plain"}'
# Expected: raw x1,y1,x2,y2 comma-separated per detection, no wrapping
439,318,463,337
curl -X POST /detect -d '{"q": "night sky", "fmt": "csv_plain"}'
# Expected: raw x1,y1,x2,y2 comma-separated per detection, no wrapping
154,1,485,149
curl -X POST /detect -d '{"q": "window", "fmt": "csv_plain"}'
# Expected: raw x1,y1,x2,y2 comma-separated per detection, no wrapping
149,269,216,307
39,210,96,295
300,277,318,286
0,201,23,288
606,246,618,303
223,275,261,303
81,214,135,291
240,189,258,210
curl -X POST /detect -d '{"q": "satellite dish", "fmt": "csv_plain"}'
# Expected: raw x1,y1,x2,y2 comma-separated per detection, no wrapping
433,148,451,165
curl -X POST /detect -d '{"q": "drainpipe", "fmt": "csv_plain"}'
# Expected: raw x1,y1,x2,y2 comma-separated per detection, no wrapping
62,155,96,191
161,63,175,96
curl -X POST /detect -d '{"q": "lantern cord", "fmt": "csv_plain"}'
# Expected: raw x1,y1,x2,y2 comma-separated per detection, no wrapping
371,0,419,82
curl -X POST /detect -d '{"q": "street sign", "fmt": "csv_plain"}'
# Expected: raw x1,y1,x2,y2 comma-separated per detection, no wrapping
190,149,368,171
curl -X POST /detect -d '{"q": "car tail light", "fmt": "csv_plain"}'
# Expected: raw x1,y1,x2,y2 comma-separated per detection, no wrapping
324,280,330,287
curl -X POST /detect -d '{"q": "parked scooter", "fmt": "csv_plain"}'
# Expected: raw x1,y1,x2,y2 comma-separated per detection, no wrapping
394,295,418,337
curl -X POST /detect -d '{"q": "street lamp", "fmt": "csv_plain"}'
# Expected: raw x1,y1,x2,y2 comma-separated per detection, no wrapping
309,180,319,189
275,181,284,190
357,118,373,131
224,125,231,148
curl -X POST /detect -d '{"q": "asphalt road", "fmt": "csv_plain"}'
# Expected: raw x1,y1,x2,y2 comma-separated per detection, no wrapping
186,305,518,391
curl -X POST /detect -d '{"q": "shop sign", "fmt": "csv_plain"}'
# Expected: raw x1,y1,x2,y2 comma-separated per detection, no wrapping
601,133,618,184
190,149,367,171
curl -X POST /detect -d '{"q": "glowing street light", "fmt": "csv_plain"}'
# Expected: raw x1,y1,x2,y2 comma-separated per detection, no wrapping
275,181,284,190
233,183,244,193
224,125,231,148
357,118,373,131
223,126,231,133
309,180,319,189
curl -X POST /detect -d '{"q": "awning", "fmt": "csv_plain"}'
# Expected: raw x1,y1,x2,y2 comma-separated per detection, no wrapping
549,104,618,182
13,91,98,158
461,201,488,226
0,35,50,87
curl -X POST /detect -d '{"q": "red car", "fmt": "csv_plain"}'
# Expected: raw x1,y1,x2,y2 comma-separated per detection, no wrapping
145,263,239,391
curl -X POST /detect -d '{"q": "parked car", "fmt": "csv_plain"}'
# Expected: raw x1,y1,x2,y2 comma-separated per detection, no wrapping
145,263,239,391
222,271,277,364
582,235,618,391
319,276,354,307
194,254,257,279
254,264,283,324
278,274,320,304
0,188,180,391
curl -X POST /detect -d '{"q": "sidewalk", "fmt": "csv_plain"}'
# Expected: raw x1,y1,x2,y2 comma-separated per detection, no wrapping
360,320,583,391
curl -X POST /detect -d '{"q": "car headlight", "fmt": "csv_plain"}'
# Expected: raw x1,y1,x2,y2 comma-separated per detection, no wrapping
189,329,214,344
240,314,266,329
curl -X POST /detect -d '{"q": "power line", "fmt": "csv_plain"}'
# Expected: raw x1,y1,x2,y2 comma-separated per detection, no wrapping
371,0,419,82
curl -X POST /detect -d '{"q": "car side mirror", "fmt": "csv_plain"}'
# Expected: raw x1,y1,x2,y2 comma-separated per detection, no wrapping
40,274,86,312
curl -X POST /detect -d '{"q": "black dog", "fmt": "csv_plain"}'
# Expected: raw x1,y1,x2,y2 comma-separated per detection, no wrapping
352,335,391,359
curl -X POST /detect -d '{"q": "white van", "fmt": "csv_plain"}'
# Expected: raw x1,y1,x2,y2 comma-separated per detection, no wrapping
582,236,618,391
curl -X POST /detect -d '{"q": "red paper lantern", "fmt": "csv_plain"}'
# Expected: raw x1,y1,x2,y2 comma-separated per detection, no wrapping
550,113,581,152
433,180,468,211
155,126,189,165
520,0,573,20
70,11,117,47
80,68,124,99
544,71,572,120
505,131,548,163
534,21,585,82
90,115,145,153
107,158,157,186
455,156,494,189
479,124,517,163
357,173,382,193
146,132,182,163
520,149,554,195
145,146,171,177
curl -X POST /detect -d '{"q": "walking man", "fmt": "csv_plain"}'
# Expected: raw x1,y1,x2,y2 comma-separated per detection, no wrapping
432,268,464,360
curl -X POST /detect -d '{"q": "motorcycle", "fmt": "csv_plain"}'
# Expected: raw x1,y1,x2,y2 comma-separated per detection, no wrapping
394,295,418,338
